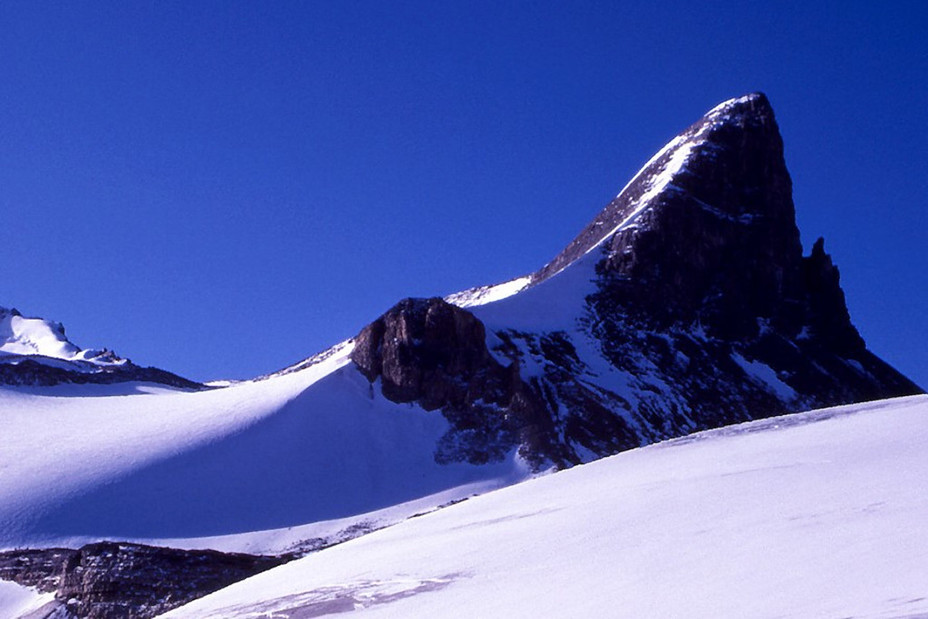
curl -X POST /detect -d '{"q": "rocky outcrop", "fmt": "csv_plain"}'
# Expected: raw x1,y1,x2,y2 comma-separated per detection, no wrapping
351,297,566,466
801,236,865,354
351,297,504,410
0,547,77,593
0,542,287,618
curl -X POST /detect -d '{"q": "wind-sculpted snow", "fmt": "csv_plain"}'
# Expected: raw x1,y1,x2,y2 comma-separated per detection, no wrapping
163,395,928,619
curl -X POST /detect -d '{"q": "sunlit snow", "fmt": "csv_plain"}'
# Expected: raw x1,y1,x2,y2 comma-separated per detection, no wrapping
164,395,928,619
0,306,125,367
444,275,532,308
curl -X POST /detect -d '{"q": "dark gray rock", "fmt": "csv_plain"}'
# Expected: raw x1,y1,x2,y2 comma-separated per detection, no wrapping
0,548,77,593
0,542,287,619
351,297,563,466
0,359,206,391
352,297,499,409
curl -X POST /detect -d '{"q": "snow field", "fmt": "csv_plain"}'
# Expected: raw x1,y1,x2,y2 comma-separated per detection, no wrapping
0,581,55,619
0,342,527,551
163,395,928,618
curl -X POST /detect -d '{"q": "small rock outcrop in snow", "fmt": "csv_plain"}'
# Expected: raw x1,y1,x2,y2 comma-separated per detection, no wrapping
0,542,286,619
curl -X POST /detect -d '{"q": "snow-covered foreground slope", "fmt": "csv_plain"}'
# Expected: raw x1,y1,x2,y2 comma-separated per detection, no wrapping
164,395,928,619
0,342,527,552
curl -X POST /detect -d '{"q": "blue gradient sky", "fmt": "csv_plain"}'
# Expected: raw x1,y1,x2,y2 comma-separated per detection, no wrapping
2,1,926,386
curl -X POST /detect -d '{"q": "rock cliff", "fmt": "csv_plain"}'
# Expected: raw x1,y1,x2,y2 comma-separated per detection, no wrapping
0,543,286,618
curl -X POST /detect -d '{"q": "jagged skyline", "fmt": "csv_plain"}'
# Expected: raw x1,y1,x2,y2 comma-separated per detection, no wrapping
1,2,925,385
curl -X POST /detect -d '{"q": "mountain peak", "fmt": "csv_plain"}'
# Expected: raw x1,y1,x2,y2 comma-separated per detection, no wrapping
0,305,122,365
592,93,801,339
0,305,204,389
534,92,789,285
705,91,772,118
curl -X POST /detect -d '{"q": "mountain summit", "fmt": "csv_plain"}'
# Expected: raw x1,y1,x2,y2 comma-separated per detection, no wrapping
0,306,202,389
554,92,804,338
357,93,922,468
536,93,792,287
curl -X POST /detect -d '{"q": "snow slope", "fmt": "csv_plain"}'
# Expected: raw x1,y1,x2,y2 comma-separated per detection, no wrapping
163,395,928,619
0,581,55,619
0,341,528,553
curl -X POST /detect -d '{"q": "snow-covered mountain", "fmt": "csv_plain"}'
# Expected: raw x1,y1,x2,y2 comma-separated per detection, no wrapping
348,92,920,469
0,93,921,618
0,306,202,389
0,307,122,366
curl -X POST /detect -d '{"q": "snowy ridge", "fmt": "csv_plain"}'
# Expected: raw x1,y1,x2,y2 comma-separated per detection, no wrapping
584,133,694,253
256,337,356,381
0,306,125,367
704,92,765,119
444,275,532,308
584,93,761,258
442,94,735,310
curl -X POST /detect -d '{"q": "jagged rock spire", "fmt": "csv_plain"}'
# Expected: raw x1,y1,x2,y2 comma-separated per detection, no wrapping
583,92,805,339
536,93,791,281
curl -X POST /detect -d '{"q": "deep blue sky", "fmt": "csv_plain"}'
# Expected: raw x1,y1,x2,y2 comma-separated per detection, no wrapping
2,1,926,387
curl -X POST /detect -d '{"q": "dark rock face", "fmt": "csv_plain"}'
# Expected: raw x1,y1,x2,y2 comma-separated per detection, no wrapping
589,93,803,339
802,236,865,354
352,297,499,410
0,547,77,593
0,542,287,619
351,297,563,466
581,94,920,440
0,359,205,390
351,93,922,469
